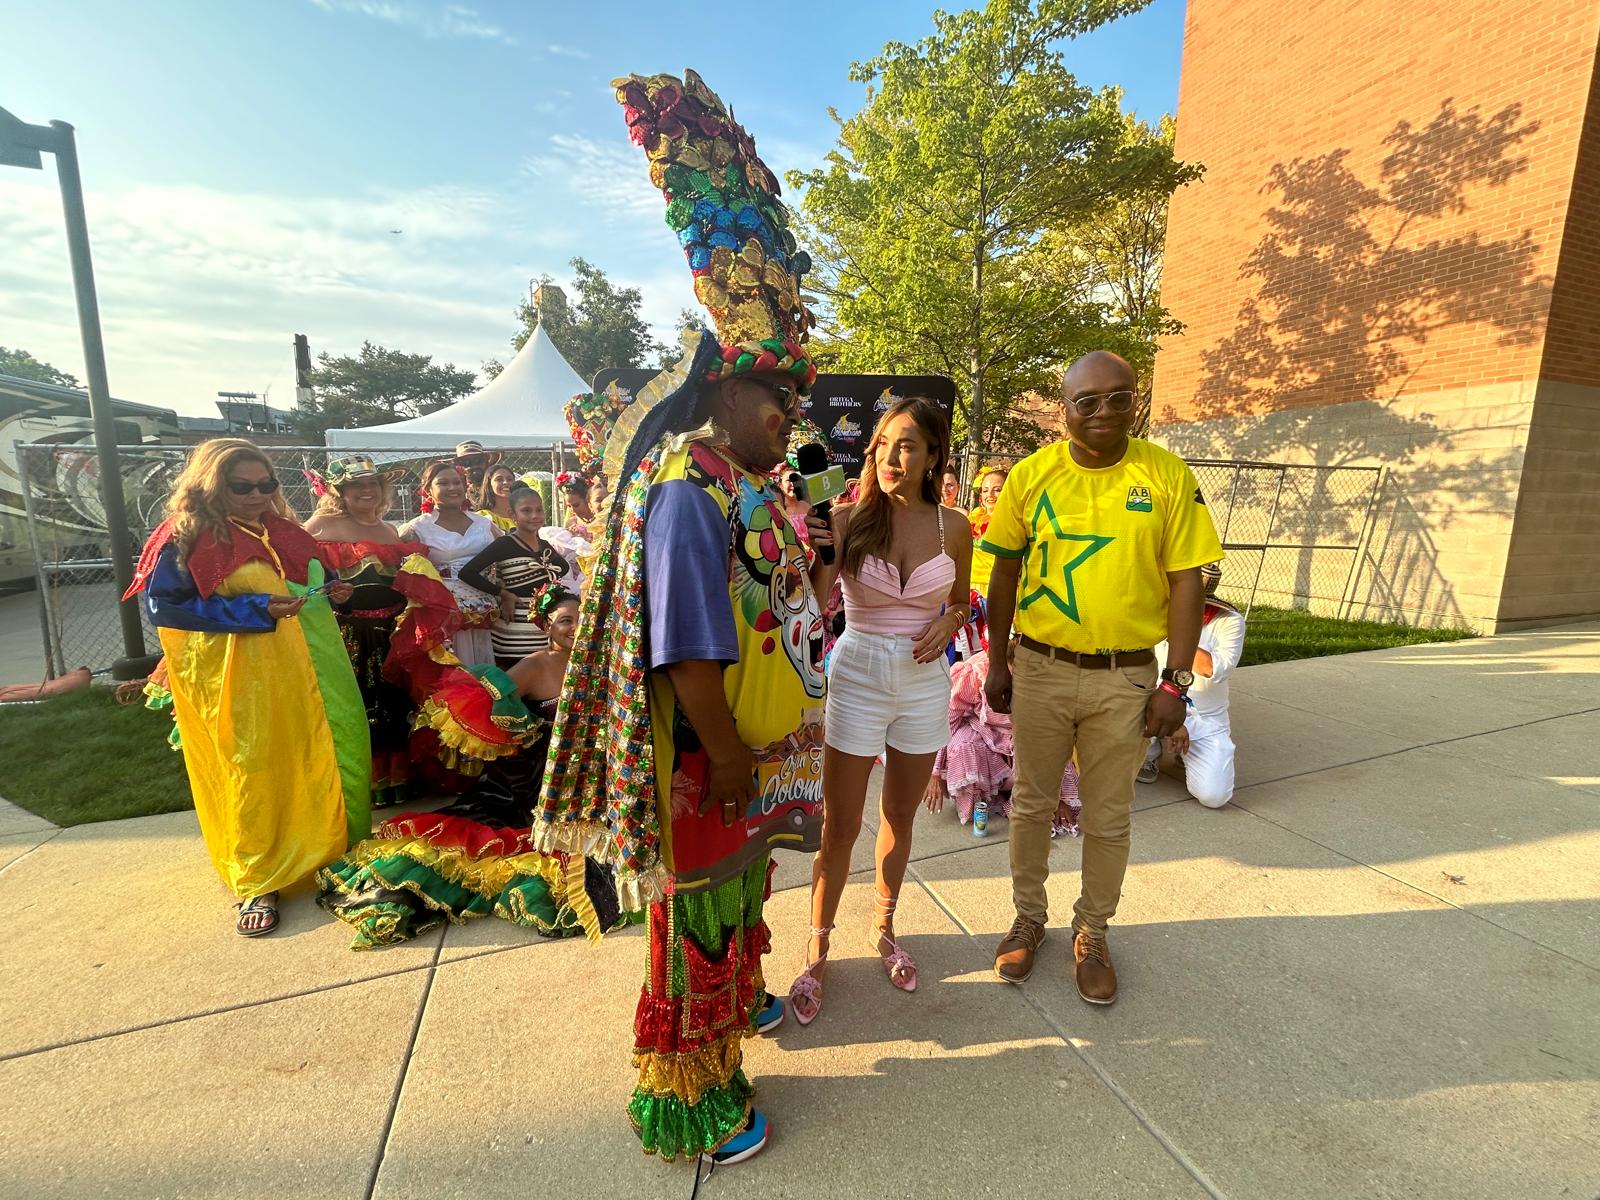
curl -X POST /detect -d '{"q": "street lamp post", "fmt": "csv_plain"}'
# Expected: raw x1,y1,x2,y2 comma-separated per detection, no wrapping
1,105,153,679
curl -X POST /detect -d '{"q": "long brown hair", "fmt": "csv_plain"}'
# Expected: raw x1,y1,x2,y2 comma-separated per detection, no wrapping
164,438,293,558
842,396,951,577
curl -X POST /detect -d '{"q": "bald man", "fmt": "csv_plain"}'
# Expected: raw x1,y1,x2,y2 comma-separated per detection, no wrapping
980,352,1223,1005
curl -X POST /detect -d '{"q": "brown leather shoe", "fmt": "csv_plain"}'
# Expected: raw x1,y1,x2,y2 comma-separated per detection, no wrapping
1073,930,1118,1005
994,915,1047,984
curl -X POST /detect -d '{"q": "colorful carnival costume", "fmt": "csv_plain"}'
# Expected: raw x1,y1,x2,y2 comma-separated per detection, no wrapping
397,508,498,666
932,650,1081,834
317,688,630,948
533,69,822,1164
126,515,371,896
378,556,538,787
318,539,418,807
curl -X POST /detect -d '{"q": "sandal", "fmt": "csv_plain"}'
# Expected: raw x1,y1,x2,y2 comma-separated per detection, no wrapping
235,891,279,937
788,925,832,1026
869,892,918,993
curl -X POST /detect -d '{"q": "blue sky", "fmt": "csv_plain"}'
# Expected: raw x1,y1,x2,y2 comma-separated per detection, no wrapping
1,0,1185,416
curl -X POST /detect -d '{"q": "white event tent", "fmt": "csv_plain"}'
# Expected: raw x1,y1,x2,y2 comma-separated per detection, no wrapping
324,323,587,449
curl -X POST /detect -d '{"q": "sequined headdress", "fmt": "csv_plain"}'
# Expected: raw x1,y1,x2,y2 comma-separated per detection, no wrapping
616,69,818,393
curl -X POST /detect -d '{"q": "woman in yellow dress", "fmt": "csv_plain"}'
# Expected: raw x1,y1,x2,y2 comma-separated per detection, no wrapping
125,438,371,936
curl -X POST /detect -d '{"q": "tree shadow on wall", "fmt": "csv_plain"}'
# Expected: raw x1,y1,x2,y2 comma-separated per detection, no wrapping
1159,99,1553,624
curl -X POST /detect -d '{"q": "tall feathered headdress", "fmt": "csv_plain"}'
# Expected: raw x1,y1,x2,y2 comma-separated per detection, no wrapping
615,69,818,393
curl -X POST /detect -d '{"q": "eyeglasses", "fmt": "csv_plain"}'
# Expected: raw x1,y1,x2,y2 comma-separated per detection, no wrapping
226,477,281,495
1066,390,1137,418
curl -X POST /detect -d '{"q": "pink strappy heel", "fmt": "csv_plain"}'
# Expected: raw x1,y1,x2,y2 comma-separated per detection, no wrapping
869,893,918,993
788,924,832,1026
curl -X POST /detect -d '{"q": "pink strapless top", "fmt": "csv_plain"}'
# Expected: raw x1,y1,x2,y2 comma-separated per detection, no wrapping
840,552,956,636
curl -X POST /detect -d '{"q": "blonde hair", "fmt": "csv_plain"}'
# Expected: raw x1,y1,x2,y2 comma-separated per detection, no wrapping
843,396,951,578
164,438,293,557
314,476,394,520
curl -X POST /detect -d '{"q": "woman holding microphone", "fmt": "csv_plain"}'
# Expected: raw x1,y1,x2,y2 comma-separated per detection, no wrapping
789,396,971,1024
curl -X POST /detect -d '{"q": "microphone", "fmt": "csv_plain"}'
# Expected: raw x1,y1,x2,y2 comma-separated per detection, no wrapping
795,442,847,565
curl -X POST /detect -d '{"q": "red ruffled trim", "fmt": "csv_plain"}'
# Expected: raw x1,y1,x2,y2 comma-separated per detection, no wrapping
384,566,462,696
318,540,414,570
378,811,539,858
634,913,770,1056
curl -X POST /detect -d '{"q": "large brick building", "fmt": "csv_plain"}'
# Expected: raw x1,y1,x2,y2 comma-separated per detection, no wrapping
1152,0,1600,630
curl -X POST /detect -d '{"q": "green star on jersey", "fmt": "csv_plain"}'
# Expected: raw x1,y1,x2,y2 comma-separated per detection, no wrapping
1020,492,1114,623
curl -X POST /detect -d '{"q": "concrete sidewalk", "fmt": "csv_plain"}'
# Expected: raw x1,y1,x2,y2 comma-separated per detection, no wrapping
3,624,1597,1199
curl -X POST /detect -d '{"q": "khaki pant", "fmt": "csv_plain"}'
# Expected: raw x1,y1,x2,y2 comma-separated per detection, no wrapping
1009,643,1155,934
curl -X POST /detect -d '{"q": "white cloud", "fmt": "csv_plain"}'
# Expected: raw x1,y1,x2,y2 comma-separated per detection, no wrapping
306,0,518,46
521,133,663,225
0,176,523,416
545,43,591,60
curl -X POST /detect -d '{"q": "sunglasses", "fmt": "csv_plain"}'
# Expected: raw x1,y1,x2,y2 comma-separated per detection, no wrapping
227,477,281,495
744,376,800,412
1066,389,1137,418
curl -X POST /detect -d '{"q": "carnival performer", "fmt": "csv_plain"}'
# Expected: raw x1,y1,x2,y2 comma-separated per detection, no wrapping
789,396,972,1022
924,647,1083,837
475,463,521,531
968,464,1009,597
318,585,627,947
533,69,827,1169
399,460,498,665
458,484,577,667
125,438,371,937
556,470,594,537
303,454,420,808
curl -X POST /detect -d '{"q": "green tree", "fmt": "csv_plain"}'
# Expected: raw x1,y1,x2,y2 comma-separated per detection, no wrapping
655,306,710,369
294,342,477,439
491,258,666,386
0,346,80,388
788,0,1199,454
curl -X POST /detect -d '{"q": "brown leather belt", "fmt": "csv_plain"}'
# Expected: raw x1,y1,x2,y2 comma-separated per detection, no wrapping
1016,634,1154,669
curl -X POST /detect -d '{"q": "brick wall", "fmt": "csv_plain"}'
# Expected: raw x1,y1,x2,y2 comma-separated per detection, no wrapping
1153,0,1600,629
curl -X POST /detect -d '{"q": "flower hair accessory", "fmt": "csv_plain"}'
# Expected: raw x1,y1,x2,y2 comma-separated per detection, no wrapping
615,68,818,393
531,582,575,620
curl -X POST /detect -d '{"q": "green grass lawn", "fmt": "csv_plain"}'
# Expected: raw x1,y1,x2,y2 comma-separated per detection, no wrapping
0,609,1474,827
1240,604,1476,667
0,687,192,826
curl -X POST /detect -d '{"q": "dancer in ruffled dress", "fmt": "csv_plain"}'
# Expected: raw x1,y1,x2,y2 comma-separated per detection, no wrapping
399,460,498,665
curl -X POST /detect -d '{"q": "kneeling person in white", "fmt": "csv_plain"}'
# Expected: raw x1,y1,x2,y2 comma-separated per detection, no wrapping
1149,562,1245,807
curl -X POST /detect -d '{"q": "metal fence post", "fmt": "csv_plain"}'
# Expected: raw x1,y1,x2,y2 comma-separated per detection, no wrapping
1247,466,1289,621
1339,466,1386,619
15,441,61,679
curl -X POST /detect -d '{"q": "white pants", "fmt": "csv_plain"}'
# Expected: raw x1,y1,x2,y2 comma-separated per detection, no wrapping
1147,708,1235,808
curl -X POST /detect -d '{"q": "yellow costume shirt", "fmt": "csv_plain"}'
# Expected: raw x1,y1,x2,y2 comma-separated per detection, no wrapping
979,438,1223,654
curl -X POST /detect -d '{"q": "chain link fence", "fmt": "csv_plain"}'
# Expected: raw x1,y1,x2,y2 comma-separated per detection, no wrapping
956,449,1384,618
9,442,581,680
11,439,1383,679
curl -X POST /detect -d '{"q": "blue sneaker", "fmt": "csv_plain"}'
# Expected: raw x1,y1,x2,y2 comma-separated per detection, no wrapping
704,1109,770,1166
973,800,989,837
753,992,784,1035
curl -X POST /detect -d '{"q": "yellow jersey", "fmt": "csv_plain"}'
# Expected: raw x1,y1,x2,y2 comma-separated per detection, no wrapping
978,438,1223,654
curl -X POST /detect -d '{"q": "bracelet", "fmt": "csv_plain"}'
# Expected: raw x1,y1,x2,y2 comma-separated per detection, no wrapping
1156,680,1187,700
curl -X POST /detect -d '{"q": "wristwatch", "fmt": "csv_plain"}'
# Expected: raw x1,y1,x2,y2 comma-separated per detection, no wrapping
1161,667,1195,690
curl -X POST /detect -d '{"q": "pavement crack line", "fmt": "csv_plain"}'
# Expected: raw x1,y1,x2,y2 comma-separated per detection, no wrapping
908,861,1228,1200
364,928,444,1200
0,826,65,880
1226,801,1600,976
1233,704,1600,794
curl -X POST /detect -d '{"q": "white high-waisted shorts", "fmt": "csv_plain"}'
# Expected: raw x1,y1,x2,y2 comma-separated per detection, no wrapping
825,627,952,757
